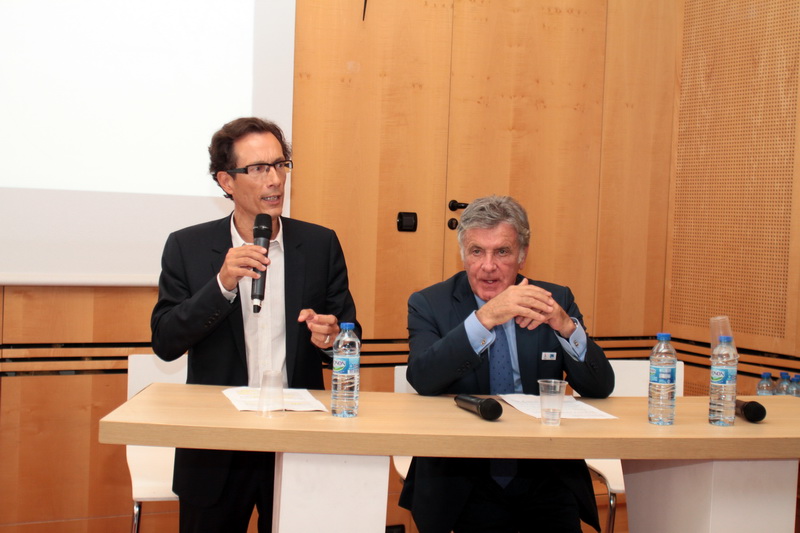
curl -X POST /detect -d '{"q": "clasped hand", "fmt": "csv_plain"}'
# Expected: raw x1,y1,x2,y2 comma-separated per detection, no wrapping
475,279,575,338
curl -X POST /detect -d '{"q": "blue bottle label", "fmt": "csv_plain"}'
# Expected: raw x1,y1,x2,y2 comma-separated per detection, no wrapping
710,366,737,385
333,355,359,375
650,366,675,384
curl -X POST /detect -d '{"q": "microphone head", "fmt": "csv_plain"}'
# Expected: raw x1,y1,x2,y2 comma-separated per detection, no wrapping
741,401,767,423
253,213,272,240
477,398,503,421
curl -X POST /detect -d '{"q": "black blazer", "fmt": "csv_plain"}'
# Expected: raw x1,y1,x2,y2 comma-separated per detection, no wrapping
151,214,358,505
399,271,614,533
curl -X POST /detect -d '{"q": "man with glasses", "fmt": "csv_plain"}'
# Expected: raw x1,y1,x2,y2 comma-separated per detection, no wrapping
151,117,359,532
400,195,614,533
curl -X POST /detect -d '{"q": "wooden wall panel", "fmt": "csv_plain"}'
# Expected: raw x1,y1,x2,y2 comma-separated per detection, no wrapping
665,0,800,355
443,0,608,330
593,0,680,337
292,0,453,340
0,374,130,527
3,286,156,344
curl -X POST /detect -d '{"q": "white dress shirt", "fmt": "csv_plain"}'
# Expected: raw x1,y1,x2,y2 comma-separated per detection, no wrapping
218,216,287,387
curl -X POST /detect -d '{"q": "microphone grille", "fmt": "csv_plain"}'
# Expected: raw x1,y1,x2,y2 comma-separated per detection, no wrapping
253,214,272,239
479,398,503,421
743,401,766,422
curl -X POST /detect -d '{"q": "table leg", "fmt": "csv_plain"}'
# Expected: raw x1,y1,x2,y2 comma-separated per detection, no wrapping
622,458,798,533
273,452,390,532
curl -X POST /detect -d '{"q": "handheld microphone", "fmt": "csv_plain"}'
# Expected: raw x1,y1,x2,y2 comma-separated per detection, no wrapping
454,394,503,421
251,214,272,313
735,399,766,423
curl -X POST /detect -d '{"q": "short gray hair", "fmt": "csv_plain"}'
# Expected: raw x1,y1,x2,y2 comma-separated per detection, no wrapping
457,195,531,263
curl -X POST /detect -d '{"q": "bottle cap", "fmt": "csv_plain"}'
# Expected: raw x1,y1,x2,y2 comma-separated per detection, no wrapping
340,322,354,330
780,371,790,378
656,332,671,341
718,335,733,343
761,372,772,378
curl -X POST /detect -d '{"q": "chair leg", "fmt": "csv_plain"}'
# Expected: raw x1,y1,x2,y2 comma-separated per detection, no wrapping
131,500,141,533
606,490,617,533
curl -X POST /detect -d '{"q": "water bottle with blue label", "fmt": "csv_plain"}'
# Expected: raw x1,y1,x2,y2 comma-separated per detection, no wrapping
708,335,738,426
331,322,360,417
648,333,677,425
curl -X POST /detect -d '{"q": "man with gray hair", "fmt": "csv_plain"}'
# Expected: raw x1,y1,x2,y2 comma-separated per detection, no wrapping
400,195,614,533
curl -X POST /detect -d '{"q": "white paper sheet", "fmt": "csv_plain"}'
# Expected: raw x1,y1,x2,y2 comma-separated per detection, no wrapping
223,387,328,412
500,394,617,419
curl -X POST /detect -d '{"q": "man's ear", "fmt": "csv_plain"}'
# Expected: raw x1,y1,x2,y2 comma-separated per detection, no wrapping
518,246,529,270
217,171,235,196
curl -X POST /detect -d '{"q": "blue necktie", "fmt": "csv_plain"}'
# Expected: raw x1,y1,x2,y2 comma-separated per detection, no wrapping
489,324,516,487
490,325,515,395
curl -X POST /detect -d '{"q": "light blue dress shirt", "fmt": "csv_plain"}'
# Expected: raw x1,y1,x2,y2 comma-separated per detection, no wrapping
464,296,587,393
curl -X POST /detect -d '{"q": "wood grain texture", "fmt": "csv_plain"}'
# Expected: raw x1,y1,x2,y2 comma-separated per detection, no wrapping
101,383,800,460
594,0,680,336
292,0,452,339
0,374,130,525
444,0,608,331
3,286,156,344
665,0,800,354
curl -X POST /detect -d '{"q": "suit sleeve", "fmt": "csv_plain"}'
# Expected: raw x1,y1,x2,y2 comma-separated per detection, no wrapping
557,286,615,399
406,290,483,396
150,232,238,360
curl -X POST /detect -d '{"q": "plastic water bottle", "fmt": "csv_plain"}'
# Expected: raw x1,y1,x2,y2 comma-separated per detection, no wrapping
788,376,800,397
331,322,360,417
648,333,677,425
756,372,775,395
709,335,738,426
775,372,791,395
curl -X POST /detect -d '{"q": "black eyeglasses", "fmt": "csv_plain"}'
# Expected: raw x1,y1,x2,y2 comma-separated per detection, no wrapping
226,160,293,177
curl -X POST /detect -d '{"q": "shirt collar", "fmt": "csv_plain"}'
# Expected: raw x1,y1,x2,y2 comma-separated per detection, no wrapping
230,214,284,250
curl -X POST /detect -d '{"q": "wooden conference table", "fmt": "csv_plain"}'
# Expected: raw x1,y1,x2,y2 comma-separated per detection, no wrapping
100,384,800,533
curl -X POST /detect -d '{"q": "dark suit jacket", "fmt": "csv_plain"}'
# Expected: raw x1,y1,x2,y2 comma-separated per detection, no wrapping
151,214,358,506
399,271,614,533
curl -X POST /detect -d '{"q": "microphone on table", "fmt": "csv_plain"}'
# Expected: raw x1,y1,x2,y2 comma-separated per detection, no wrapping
735,399,766,423
252,213,272,313
455,394,503,421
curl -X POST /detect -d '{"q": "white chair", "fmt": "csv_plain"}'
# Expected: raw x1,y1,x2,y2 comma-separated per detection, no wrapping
586,359,684,533
392,365,415,479
126,353,188,533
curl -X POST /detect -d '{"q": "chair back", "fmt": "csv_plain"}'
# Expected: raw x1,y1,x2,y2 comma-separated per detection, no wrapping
392,364,415,479
607,359,684,397
394,364,417,393
126,353,187,503
127,353,188,399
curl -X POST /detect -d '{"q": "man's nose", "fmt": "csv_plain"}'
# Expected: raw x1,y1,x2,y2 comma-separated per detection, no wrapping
480,253,497,270
264,167,282,186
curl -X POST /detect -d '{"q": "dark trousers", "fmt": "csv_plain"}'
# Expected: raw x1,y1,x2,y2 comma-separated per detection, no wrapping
452,461,582,533
179,451,275,533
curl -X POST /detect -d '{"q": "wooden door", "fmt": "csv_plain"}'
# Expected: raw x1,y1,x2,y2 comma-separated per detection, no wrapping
442,0,609,331
292,0,453,340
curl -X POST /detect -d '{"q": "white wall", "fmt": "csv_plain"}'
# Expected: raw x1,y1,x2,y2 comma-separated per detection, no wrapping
0,0,296,285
